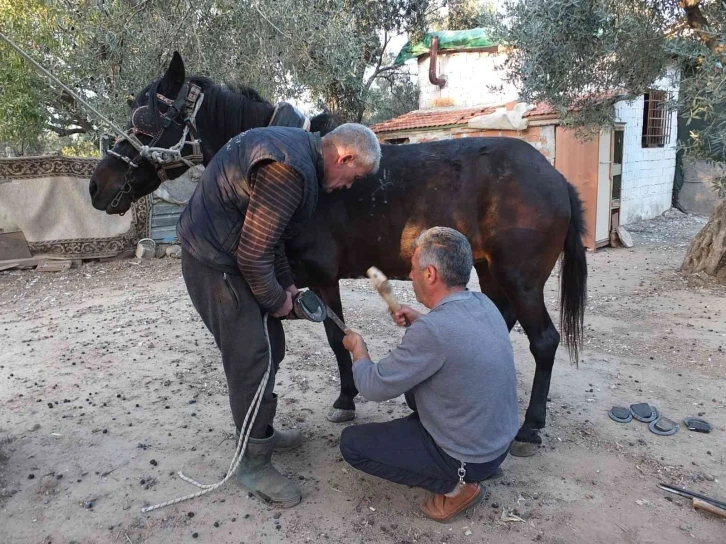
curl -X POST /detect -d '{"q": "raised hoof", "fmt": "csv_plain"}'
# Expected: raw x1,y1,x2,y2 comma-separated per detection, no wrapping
326,407,355,423
509,440,539,458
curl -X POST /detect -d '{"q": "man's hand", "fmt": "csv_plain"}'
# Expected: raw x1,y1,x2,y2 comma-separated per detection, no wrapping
286,285,299,297
343,329,370,362
391,305,421,327
271,290,293,318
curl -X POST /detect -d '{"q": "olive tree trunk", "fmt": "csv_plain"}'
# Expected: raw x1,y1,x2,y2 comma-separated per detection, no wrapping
681,200,726,282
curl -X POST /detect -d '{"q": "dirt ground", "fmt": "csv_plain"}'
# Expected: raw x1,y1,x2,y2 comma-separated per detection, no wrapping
1,209,725,544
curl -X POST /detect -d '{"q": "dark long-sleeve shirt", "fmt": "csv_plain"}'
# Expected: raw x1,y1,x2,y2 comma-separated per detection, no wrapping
352,291,519,463
236,161,302,312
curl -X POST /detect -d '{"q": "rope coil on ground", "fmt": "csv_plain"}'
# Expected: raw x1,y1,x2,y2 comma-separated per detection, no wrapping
140,314,272,513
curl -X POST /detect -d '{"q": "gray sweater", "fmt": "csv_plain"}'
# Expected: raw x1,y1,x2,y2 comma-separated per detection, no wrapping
352,290,519,464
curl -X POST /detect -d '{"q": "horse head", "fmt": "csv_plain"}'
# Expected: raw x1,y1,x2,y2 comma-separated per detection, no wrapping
89,52,211,214
89,51,340,215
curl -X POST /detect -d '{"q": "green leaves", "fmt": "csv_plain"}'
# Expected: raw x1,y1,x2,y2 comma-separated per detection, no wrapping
1,0,432,151
488,0,726,162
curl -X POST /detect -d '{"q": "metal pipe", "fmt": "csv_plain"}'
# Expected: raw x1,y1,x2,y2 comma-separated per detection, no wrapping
428,35,447,88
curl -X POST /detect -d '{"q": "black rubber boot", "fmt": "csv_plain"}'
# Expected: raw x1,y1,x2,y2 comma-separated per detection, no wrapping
237,430,302,507
235,425,304,452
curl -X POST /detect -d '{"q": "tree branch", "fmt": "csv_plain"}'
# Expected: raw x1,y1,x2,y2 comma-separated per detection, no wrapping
46,113,92,137
363,32,399,94
680,0,723,56
59,90,76,106
122,0,151,29
372,64,402,77
46,124,89,137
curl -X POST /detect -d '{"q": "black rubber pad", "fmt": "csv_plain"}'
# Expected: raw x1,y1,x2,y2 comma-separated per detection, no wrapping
683,417,712,433
609,406,632,423
649,416,679,436
631,403,658,423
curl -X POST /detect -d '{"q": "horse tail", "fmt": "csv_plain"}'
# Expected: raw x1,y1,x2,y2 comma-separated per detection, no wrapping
560,182,588,364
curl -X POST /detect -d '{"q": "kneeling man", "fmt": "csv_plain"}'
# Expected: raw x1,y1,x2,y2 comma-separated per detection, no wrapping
340,227,518,522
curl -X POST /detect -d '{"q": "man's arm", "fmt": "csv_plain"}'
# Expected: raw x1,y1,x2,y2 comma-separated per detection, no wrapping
236,161,302,313
348,320,444,402
273,242,295,290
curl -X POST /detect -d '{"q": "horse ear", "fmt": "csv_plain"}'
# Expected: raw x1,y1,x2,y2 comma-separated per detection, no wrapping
160,51,186,93
310,112,339,136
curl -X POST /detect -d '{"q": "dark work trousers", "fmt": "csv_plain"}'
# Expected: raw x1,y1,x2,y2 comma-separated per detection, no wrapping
340,405,508,495
181,249,285,439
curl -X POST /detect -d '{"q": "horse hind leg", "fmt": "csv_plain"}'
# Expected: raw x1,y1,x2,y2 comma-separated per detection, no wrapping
483,254,560,458
473,262,516,331
509,290,560,457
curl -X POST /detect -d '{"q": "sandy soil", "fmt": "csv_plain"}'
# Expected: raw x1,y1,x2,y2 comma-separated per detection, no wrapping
1,209,725,544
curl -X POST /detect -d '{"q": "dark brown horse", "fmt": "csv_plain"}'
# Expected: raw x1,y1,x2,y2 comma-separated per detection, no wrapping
89,53,587,457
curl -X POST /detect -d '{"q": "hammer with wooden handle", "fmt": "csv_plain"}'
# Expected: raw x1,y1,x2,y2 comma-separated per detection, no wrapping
367,266,409,326
693,498,726,519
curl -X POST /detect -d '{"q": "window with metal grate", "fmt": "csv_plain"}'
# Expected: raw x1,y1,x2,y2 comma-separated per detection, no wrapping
641,90,671,148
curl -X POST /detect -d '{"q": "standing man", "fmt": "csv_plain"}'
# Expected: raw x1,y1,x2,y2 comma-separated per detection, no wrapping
177,124,381,507
340,227,519,522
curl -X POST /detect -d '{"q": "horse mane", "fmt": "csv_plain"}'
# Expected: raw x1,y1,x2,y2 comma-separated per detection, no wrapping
189,76,274,136
133,75,274,134
218,81,269,104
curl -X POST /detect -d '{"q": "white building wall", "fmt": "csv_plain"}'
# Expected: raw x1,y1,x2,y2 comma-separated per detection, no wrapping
418,50,519,109
416,49,679,224
614,68,679,224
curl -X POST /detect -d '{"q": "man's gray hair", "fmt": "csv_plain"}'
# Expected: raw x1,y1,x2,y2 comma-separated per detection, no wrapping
413,227,473,288
324,123,381,173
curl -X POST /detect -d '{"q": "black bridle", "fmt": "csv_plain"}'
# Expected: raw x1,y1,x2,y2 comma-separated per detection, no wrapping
107,82,205,209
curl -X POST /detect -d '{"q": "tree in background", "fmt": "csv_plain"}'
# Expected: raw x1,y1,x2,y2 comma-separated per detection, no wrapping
365,70,420,125
0,0,79,154
0,0,436,154
487,0,726,282
301,0,430,122
441,0,490,30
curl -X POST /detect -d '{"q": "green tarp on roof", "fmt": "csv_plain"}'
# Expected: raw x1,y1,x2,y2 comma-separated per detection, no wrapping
394,28,497,65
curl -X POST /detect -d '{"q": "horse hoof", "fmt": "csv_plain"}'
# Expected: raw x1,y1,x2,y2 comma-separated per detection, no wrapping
326,408,355,423
509,440,539,458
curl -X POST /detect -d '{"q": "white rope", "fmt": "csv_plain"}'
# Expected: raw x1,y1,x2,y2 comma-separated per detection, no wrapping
141,313,272,513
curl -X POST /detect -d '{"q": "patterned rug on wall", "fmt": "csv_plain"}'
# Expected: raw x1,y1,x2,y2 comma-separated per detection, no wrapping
0,156,150,259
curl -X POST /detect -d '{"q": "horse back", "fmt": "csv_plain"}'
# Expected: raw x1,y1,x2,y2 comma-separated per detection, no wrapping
289,137,574,283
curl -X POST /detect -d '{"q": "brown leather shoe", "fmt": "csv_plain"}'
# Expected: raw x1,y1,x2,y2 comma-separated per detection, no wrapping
420,482,482,522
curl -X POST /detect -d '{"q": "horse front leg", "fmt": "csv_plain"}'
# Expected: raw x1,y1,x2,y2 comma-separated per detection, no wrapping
313,282,357,423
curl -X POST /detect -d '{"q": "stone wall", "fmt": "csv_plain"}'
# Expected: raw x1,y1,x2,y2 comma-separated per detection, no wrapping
614,68,680,224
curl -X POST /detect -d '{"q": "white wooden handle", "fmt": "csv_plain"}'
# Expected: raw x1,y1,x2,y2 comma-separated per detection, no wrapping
366,266,402,313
